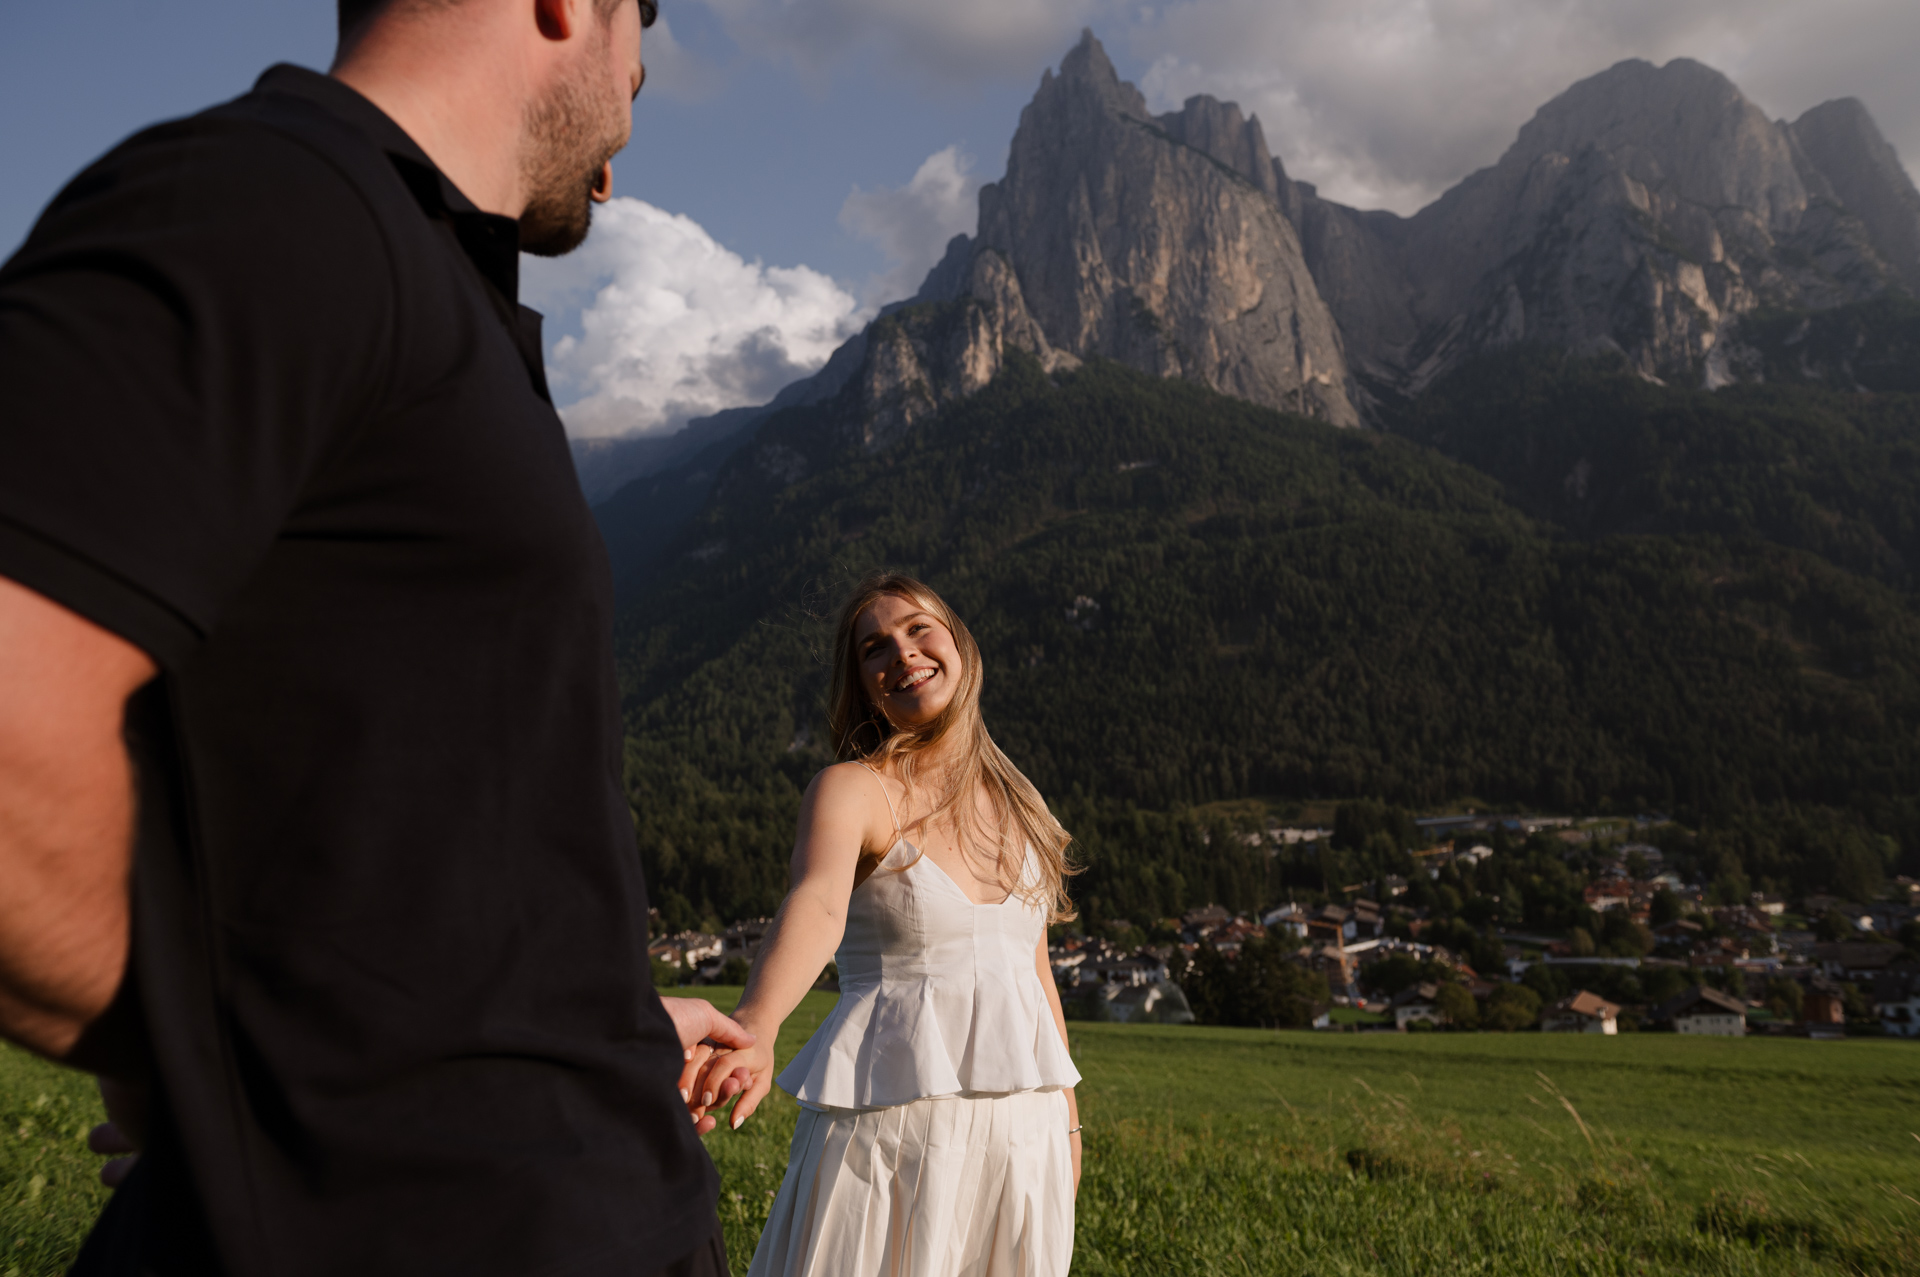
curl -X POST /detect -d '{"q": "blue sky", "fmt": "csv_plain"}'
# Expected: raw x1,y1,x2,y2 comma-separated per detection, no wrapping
0,1,1070,285
6,0,1916,439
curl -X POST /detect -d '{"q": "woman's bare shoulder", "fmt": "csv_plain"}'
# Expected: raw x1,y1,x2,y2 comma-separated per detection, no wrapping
802,762,897,857
812,759,877,786
807,760,892,809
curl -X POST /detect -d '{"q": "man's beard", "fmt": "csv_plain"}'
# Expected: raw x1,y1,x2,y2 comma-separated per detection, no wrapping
519,55,623,258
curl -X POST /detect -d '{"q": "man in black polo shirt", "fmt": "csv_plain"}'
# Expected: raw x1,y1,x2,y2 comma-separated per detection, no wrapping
0,1,755,1273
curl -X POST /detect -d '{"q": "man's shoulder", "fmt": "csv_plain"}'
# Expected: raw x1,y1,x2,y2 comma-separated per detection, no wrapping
27,88,401,258
195,79,400,182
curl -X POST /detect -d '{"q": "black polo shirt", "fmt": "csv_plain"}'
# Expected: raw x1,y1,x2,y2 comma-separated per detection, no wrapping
0,66,715,1275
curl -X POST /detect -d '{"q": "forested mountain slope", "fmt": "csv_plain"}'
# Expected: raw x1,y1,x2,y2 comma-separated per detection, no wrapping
612,339,1920,929
1394,338,1920,591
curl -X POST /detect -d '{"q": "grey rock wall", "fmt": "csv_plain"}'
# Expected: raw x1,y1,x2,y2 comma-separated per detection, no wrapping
850,249,1079,452
588,35,1920,509
1791,98,1920,294
971,31,1358,426
1293,58,1910,395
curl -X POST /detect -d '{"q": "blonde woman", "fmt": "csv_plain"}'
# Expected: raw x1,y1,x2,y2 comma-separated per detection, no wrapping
689,573,1081,1277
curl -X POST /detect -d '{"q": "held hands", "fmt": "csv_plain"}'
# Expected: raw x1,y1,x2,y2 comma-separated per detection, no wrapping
686,1025,775,1133
659,997,758,1136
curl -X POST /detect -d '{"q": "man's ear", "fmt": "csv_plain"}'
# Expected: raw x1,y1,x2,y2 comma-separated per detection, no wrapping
532,0,578,43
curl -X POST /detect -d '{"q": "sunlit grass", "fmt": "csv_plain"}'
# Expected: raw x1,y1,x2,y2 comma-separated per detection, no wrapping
1058,1023,1920,1230
5,999,1915,1275
691,995,1920,1276
0,1044,108,1277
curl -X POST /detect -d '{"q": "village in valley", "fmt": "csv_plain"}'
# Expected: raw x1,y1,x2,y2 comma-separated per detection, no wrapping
646,811,1920,1042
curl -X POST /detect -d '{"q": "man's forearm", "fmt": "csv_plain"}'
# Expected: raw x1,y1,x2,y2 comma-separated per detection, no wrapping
0,574,150,1061
0,771,136,1058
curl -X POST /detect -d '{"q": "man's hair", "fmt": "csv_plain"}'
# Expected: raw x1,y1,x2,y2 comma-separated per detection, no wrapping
338,0,656,38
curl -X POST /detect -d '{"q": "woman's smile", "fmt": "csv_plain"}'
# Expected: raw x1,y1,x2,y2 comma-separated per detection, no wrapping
892,665,937,693
855,594,964,727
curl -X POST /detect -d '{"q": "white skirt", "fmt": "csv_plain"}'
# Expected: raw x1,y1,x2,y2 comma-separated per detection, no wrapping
746,1089,1074,1277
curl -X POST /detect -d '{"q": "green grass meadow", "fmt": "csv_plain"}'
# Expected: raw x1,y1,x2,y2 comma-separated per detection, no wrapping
4,995,1916,1275
691,991,1920,1276
0,1043,108,1277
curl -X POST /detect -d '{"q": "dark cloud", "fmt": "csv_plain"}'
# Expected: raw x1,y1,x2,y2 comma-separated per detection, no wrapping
1135,0,1920,213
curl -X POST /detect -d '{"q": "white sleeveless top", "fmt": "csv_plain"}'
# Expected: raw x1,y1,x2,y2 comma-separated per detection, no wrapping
776,776,1081,1109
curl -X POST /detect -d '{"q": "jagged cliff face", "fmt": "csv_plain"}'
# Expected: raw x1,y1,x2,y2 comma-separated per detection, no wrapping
1295,58,1920,394
1791,97,1920,295
591,37,1920,512
926,33,1358,426
847,250,1079,451
907,39,1917,424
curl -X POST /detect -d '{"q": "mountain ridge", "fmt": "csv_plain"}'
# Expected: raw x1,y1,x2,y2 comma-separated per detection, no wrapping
1295,54,1916,397
581,32,1920,508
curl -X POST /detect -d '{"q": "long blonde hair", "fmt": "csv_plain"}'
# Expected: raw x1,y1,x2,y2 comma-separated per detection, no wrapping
826,573,1078,923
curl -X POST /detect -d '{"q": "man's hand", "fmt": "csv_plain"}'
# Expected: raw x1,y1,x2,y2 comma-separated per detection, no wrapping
85,1076,146,1187
658,996,756,1136
0,575,155,1060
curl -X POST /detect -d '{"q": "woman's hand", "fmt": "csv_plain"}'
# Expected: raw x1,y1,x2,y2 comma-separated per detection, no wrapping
688,1029,777,1131
659,996,757,1135
1037,940,1081,1197
1064,1085,1081,1198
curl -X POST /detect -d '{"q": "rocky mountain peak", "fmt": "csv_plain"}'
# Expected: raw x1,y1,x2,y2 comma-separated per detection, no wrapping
1037,29,1149,120
587,36,1920,517
1287,54,1910,398
1791,97,1920,292
965,37,1358,425
1508,58,1809,229
1154,94,1288,203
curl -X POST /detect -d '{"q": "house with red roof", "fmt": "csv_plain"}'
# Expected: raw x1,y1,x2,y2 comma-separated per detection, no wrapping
1540,990,1621,1034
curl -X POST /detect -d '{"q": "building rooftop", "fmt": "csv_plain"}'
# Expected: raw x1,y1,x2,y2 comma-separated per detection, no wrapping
1657,985,1747,1019
1550,990,1621,1020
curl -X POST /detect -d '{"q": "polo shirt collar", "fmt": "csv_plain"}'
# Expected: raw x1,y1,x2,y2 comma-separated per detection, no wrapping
252,64,522,307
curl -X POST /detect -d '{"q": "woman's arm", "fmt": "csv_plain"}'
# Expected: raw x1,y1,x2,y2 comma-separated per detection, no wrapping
690,763,883,1129
1034,936,1081,1195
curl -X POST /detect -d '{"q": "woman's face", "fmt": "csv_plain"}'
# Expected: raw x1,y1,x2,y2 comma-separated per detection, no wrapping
854,594,963,729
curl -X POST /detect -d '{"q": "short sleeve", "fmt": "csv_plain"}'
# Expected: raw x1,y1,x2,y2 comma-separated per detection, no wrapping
0,116,396,667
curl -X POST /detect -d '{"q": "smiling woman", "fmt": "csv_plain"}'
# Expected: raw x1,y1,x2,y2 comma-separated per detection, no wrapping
828,572,1077,916
683,572,1083,1277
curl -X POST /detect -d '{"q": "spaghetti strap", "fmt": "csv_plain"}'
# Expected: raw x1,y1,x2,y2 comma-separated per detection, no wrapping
856,760,903,840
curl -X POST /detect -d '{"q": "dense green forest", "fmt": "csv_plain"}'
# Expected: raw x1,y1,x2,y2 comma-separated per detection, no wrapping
1394,339,1920,590
605,323,1920,933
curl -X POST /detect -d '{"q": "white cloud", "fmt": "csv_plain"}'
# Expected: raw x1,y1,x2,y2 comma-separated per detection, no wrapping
839,146,982,306
522,198,867,438
1126,0,1920,214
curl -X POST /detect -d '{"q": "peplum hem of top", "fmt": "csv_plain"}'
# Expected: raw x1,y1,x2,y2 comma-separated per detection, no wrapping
776,969,1081,1110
